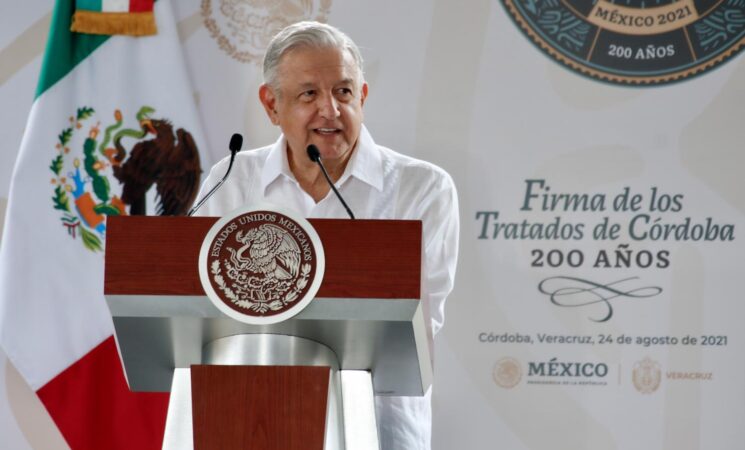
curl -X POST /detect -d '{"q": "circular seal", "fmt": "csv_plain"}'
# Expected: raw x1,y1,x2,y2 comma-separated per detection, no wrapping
632,357,662,394
500,0,745,85
493,357,523,389
201,0,333,64
199,204,325,324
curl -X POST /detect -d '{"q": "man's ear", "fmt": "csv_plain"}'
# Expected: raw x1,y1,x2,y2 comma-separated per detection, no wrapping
259,84,279,125
360,82,369,107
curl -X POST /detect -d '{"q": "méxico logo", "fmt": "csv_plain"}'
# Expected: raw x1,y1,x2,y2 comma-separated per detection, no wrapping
49,106,201,251
500,0,745,85
199,205,325,325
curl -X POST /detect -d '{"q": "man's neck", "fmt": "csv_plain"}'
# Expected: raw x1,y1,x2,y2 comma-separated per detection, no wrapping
287,145,355,203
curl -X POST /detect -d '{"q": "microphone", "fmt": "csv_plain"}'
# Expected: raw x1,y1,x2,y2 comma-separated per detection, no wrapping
306,145,355,219
187,133,243,216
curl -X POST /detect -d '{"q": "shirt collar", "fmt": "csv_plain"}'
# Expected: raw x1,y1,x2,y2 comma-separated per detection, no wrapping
260,133,293,192
260,124,384,194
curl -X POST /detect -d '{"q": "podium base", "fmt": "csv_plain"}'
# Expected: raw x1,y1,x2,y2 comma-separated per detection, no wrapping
162,334,379,450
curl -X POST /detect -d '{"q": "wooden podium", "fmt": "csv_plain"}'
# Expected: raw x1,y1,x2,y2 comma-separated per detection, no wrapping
104,216,431,450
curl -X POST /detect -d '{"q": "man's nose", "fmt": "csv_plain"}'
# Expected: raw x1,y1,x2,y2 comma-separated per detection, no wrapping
318,92,340,119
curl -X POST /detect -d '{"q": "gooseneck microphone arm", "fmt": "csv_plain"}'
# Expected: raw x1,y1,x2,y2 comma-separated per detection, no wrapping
306,145,355,219
187,133,243,216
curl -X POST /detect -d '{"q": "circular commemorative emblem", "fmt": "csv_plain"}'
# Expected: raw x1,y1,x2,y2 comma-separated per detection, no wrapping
500,0,745,85
199,204,325,324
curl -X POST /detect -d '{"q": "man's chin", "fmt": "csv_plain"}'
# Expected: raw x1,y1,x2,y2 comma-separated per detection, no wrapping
313,143,352,160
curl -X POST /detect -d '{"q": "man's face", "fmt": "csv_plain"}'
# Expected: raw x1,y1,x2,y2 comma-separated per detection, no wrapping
259,46,368,164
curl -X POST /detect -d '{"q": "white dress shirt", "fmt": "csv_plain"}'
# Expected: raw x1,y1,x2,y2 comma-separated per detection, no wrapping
196,125,459,450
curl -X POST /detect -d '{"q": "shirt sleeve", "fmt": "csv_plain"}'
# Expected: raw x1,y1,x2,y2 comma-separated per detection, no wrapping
418,171,460,337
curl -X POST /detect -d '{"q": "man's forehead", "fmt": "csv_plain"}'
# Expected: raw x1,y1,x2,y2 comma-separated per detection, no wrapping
277,47,360,82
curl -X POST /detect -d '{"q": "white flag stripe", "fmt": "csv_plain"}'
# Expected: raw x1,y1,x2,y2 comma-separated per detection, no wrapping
0,0,209,390
102,0,130,13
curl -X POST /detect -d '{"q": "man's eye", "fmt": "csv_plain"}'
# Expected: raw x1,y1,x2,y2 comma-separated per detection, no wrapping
300,90,315,99
336,88,353,97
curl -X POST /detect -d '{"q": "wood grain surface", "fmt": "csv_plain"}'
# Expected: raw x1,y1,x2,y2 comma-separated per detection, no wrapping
190,365,330,450
104,216,421,299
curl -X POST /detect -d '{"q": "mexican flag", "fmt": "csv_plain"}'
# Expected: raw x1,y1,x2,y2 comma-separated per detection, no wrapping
0,0,208,447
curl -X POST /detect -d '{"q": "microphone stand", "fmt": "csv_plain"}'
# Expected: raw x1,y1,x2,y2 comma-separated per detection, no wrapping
187,134,243,216
306,145,355,219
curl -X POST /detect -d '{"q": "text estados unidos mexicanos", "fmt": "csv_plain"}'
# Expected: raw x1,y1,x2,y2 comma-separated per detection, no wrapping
211,213,277,257
478,332,728,347
211,222,238,257
211,214,314,261
277,216,313,261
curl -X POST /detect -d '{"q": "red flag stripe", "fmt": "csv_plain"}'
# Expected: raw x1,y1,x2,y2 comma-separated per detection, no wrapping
129,0,154,12
36,336,169,450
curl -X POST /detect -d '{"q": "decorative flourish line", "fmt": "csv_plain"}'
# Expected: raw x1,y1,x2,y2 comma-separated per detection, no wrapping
538,276,663,322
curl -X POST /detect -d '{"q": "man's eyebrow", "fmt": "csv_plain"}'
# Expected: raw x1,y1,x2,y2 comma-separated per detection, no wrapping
291,79,356,94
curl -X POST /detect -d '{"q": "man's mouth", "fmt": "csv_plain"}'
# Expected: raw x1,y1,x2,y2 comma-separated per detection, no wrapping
314,128,341,135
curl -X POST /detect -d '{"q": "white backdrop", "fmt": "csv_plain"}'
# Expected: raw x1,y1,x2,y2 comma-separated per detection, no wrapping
1,0,743,448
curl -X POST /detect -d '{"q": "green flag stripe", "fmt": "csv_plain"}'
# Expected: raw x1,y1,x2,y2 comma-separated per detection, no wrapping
76,0,103,11
36,0,109,98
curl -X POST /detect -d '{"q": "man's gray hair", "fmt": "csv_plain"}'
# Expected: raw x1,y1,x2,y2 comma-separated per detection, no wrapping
263,21,364,90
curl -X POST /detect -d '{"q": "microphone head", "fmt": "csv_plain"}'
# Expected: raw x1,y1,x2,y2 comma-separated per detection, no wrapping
306,144,321,162
229,133,243,153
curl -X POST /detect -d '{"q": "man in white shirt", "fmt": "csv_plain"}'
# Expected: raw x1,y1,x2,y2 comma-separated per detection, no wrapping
196,21,459,450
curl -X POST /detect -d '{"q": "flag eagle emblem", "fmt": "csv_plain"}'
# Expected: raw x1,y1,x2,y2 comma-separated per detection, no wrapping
49,105,201,251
